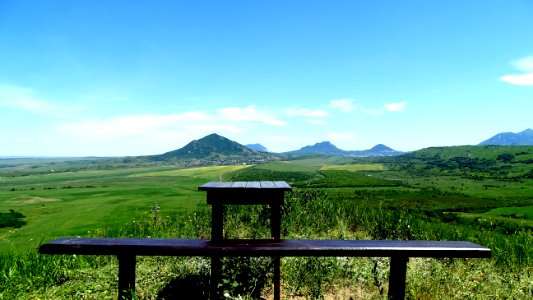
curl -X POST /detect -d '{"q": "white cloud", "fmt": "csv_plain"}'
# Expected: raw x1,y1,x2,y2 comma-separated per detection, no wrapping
329,98,356,112
218,105,287,126
500,56,533,86
0,83,78,117
513,56,533,72
284,107,329,118
500,73,533,86
56,112,211,137
54,111,247,155
384,101,407,112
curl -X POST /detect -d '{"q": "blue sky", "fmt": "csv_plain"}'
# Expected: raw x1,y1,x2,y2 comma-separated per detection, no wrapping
1,1,532,156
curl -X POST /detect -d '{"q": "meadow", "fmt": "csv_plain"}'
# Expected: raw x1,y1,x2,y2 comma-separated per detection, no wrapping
0,146,532,299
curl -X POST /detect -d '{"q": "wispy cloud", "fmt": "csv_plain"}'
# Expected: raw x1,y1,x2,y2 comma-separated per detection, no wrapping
500,56,533,86
0,83,78,117
329,98,356,112
57,112,211,137
384,101,407,112
218,105,287,126
57,105,285,148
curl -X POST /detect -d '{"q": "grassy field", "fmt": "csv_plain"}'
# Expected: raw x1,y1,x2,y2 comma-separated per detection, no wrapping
0,146,532,299
0,165,245,252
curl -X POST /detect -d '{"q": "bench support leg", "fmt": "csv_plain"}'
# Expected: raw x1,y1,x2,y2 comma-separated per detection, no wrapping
210,256,222,300
118,254,136,300
388,256,408,300
273,256,281,300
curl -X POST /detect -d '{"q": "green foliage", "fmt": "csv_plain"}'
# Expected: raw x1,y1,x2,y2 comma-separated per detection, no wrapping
1,147,532,299
301,170,402,188
0,209,26,228
230,167,316,184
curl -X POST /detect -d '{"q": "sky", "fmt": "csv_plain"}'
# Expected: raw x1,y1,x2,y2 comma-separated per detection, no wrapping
1,0,532,156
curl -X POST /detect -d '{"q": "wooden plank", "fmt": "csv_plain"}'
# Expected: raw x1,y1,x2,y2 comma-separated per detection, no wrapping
231,181,247,188
198,182,223,190
39,238,491,258
273,181,292,190
260,181,276,188
246,181,261,188
216,182,234,188
199,181,291,191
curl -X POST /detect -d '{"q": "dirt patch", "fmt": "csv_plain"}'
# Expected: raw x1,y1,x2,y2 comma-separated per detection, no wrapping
9,197,61,205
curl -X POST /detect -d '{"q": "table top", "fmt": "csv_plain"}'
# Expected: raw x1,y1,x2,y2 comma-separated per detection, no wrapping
198,181,292,191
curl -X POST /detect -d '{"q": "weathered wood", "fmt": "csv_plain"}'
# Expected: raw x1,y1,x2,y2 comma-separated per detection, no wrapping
388,256,409,300
118,254,136,300
40,238,491,258
41,180,490,300
211,203,224,242
39,238,490,300
198,181,292,191
199,181,292,299
273,256,281,300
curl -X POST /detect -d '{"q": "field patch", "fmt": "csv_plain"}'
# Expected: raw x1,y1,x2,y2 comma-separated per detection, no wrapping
130,165,251,178
254,161,319,173
320,163,386,171
483,205,533,220
7,197,61,205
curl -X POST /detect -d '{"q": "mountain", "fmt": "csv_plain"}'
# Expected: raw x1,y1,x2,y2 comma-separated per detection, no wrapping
350,144,404,157
286,141,403,157
479,129,533,146
246,143,269,152
158,133,256,159
287,141,347,155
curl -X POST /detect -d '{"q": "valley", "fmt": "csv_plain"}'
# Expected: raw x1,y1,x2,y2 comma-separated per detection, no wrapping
0,143,532,299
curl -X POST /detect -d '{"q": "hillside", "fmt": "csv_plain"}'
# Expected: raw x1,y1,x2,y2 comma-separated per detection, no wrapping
394,145,533,178
153,133,280,165
246,143,269,152
479,129,533,146
286,141,403,157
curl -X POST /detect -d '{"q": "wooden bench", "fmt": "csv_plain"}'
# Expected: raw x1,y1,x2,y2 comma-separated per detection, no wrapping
39,237,491,299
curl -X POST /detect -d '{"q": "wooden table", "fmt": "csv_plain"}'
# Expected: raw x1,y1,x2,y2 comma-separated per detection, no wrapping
198,181,292,300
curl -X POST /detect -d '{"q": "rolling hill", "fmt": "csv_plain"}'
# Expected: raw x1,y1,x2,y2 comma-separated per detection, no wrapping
285,141,404,157
479,129,533,146
152,133,281,164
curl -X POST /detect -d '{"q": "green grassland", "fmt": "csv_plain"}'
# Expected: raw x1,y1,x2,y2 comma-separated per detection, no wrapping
0,146,532,299
0,165,245,252
320,163,386,171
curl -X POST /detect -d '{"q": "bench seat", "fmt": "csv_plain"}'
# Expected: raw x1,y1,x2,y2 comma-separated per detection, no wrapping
39,237,490,258
39,238,490,299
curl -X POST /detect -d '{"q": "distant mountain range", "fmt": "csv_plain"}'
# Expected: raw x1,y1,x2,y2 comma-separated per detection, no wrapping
148,128,533,163
284,141,404,157
479,129,533,146
246,143,269,152
152,134,404,162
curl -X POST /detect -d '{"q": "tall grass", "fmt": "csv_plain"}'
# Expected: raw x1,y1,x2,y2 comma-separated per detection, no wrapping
1,190,531,299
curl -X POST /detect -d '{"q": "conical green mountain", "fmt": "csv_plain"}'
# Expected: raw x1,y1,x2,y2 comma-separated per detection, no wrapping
159,133,256,159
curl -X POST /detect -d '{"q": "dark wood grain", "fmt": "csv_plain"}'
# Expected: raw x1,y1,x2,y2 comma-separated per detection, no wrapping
39,238,491,258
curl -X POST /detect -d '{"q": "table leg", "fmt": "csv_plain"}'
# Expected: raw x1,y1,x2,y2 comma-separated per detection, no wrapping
270,203,281,240
212,203,224,241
